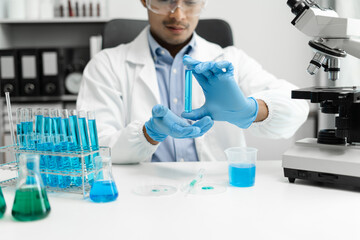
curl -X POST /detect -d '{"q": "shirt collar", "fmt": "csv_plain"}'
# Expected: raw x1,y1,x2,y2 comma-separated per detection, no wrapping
147,28,196,62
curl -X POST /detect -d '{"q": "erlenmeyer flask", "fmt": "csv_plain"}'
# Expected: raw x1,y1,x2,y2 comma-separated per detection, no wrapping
12,154,51,221
0,186,6,218
90,156,118,203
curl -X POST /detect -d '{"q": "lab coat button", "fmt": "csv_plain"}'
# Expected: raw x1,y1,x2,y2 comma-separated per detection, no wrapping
179,158,185,162
173,69,177,74
173,98,178,104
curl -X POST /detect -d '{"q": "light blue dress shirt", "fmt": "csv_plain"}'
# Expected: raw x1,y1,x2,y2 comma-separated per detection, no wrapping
147,30,199,162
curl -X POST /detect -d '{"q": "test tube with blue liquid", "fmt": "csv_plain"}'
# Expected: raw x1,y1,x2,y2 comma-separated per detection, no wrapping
34,108,44,149
60,109,72,188
25,108,35,150
35,109,47,185
16,108,24,149
69,110,82,187
43,109,55,186
49,109,62,187
185,68,192,113
87,111,103,179
78,110,94,186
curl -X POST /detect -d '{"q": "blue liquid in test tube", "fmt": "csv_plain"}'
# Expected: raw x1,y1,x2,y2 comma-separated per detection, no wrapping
16,108,24,149
88,111,103,179
50,109,63,187
60,110,71,188
185,69,192,113
35,108,44,148
78,110,94,186
43,109,56,186
69,110,82,187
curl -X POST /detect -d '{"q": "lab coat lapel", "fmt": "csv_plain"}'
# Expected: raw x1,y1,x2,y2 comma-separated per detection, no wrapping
126,27,161,105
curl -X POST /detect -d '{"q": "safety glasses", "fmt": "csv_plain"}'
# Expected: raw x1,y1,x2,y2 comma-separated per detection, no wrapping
146,0,207,16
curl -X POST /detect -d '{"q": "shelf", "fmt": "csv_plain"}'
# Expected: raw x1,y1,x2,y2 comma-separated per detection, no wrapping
1,95,78,103
0,18,112,24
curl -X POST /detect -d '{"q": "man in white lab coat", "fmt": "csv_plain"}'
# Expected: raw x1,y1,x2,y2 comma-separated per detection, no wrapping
77,0,309,164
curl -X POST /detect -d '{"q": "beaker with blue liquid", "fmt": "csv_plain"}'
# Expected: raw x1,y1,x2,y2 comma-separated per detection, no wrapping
225,147,258,187
90,155,118,203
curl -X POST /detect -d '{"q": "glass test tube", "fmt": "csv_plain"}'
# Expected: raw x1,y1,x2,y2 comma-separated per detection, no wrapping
185,69,193,113
25,108,35,150
16,108,23,147
59,109,71,188
34,108,44,148
78,110,94,185
69,110,82,187
87,111,103,179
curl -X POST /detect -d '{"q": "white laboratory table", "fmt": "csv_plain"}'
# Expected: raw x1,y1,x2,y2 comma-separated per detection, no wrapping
2,160,360,240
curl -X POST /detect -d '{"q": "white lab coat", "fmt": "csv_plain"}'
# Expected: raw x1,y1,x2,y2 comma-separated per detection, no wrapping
77,26,309,164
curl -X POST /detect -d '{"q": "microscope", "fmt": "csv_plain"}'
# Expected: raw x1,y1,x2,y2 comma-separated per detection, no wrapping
282,0,360,187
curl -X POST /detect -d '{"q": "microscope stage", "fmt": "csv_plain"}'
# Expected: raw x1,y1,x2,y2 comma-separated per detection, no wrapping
282,138,360,187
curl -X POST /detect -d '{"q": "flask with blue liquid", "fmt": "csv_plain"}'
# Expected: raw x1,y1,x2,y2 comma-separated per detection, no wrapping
90,155,118,203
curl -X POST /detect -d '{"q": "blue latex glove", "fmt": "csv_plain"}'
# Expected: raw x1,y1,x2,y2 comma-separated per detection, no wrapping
182,55,258,129
145,104,214,142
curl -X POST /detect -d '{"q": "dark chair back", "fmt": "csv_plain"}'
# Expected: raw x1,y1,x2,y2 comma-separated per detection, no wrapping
102,19,233,49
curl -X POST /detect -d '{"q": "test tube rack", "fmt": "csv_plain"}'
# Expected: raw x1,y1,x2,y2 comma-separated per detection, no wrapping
0,145,110,198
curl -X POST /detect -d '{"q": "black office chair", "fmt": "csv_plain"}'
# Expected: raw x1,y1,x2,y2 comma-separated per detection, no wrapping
102,19,233,49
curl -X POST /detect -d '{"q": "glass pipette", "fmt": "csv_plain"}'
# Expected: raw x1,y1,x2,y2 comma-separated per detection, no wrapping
182,168,205,195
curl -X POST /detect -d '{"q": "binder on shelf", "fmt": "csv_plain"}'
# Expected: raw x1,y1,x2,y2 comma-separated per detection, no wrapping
39,49,64,96
18,49,41,96
0,50,20,97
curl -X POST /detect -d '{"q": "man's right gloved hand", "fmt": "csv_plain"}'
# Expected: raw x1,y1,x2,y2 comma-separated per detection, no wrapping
144,104,214,142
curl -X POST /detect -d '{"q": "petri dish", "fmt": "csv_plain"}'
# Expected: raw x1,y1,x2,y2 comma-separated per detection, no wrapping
133,184,177,196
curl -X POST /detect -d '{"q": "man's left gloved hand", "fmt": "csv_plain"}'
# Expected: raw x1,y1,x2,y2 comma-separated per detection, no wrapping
182,55,258,129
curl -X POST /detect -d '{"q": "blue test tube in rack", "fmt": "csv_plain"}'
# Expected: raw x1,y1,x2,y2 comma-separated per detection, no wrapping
25,108,35,150
43,108,56,186
34,108,44,148
60,109,72,188
87,111,103,179
16,108,23,149
35,108,48,185
69,110,82,187
78,110,94,186
50,109,62,187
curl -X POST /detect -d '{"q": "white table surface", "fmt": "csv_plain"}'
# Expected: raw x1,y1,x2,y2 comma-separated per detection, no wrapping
2,160,360,240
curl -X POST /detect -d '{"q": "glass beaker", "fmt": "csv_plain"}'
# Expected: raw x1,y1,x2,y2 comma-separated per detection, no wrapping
225,147,258,187
12,154,51,221
90,156,118,203
0,186,6,218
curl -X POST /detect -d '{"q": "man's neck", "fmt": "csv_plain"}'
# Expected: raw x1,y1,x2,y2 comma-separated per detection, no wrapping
150,30,192,58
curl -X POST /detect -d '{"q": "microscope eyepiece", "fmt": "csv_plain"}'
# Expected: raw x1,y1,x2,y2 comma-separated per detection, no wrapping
287,0,307,15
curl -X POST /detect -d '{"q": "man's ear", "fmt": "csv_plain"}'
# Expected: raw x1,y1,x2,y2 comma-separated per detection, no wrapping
141,0,147,8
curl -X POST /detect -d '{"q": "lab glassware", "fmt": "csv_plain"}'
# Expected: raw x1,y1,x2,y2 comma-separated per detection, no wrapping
0,186,6,218
11,154,51,221
225,147,258,187
78,110,94,186
185,69,192,113
69,110,82,187
87,111,102,179
90,155,118,203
